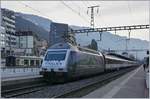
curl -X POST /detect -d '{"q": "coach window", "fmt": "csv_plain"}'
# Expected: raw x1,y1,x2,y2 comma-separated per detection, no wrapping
24,60,29,66
16,59,19,66
30,60,34,66
36,60,40,66
40,60,42,66
21,59,24,66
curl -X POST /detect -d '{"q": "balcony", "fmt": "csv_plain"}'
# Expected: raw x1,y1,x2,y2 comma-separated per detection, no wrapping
3,16,15,23
5,22,15,29
5,27,15,33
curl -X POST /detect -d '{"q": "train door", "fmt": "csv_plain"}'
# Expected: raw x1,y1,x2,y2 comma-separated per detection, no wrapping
67,51,77,77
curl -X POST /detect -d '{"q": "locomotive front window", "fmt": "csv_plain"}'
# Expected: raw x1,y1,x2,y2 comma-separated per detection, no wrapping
45,51,66,61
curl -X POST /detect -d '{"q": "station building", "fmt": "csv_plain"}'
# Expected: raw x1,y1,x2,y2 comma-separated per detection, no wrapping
15,31,42,56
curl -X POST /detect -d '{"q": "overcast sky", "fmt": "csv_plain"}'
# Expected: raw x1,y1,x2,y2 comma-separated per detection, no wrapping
1,1,149,41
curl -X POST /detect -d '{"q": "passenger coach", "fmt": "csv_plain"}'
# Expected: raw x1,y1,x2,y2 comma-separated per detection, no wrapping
6,56,43,67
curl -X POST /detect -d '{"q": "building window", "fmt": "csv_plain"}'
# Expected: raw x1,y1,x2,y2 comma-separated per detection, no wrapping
20,37,23,40
20,43,23,48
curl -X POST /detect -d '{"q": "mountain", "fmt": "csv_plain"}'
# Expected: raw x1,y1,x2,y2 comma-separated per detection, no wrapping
15,13,49,41
15,12,149,59
75,32,149,59
16,12,52,31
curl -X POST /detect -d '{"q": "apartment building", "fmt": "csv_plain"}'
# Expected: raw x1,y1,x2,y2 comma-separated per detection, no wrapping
1,8,17,55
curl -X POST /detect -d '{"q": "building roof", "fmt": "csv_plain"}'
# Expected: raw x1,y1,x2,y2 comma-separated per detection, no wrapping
16,31,34,36
1,8,15,18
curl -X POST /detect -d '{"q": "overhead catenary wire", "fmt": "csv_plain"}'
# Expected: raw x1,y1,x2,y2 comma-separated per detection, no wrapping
126,1,133,46
82,1,89,8
90,1,97,6
18,1,90,28
69,1,81,16
92,1,100,6
79,1,90,17
67,1,91,19
60,1,89,24
70,1,84,15
18,1,51,19
17,1,53,45
127,1,133,25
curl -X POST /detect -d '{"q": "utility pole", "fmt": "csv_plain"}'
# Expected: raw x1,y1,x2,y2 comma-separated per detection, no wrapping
125,29,131,52
125,39,129,51
87,5,99,28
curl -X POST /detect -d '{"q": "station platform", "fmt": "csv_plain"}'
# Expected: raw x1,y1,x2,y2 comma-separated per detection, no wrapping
83,66,149,98
1,68,40,81
1,75,42,82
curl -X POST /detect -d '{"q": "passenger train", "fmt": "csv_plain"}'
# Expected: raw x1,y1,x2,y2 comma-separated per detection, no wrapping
6,56,43,67
40,43,138,82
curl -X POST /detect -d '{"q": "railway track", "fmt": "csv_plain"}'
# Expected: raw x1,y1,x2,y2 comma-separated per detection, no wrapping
54,67,136,98
12,67,137,98
1,77,47,98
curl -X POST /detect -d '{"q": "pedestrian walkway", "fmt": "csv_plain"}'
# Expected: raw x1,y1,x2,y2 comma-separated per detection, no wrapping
83,66,148,98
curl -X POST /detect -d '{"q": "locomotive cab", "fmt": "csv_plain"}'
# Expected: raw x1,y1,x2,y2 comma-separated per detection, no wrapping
40,43,77,81
41,49,69,73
